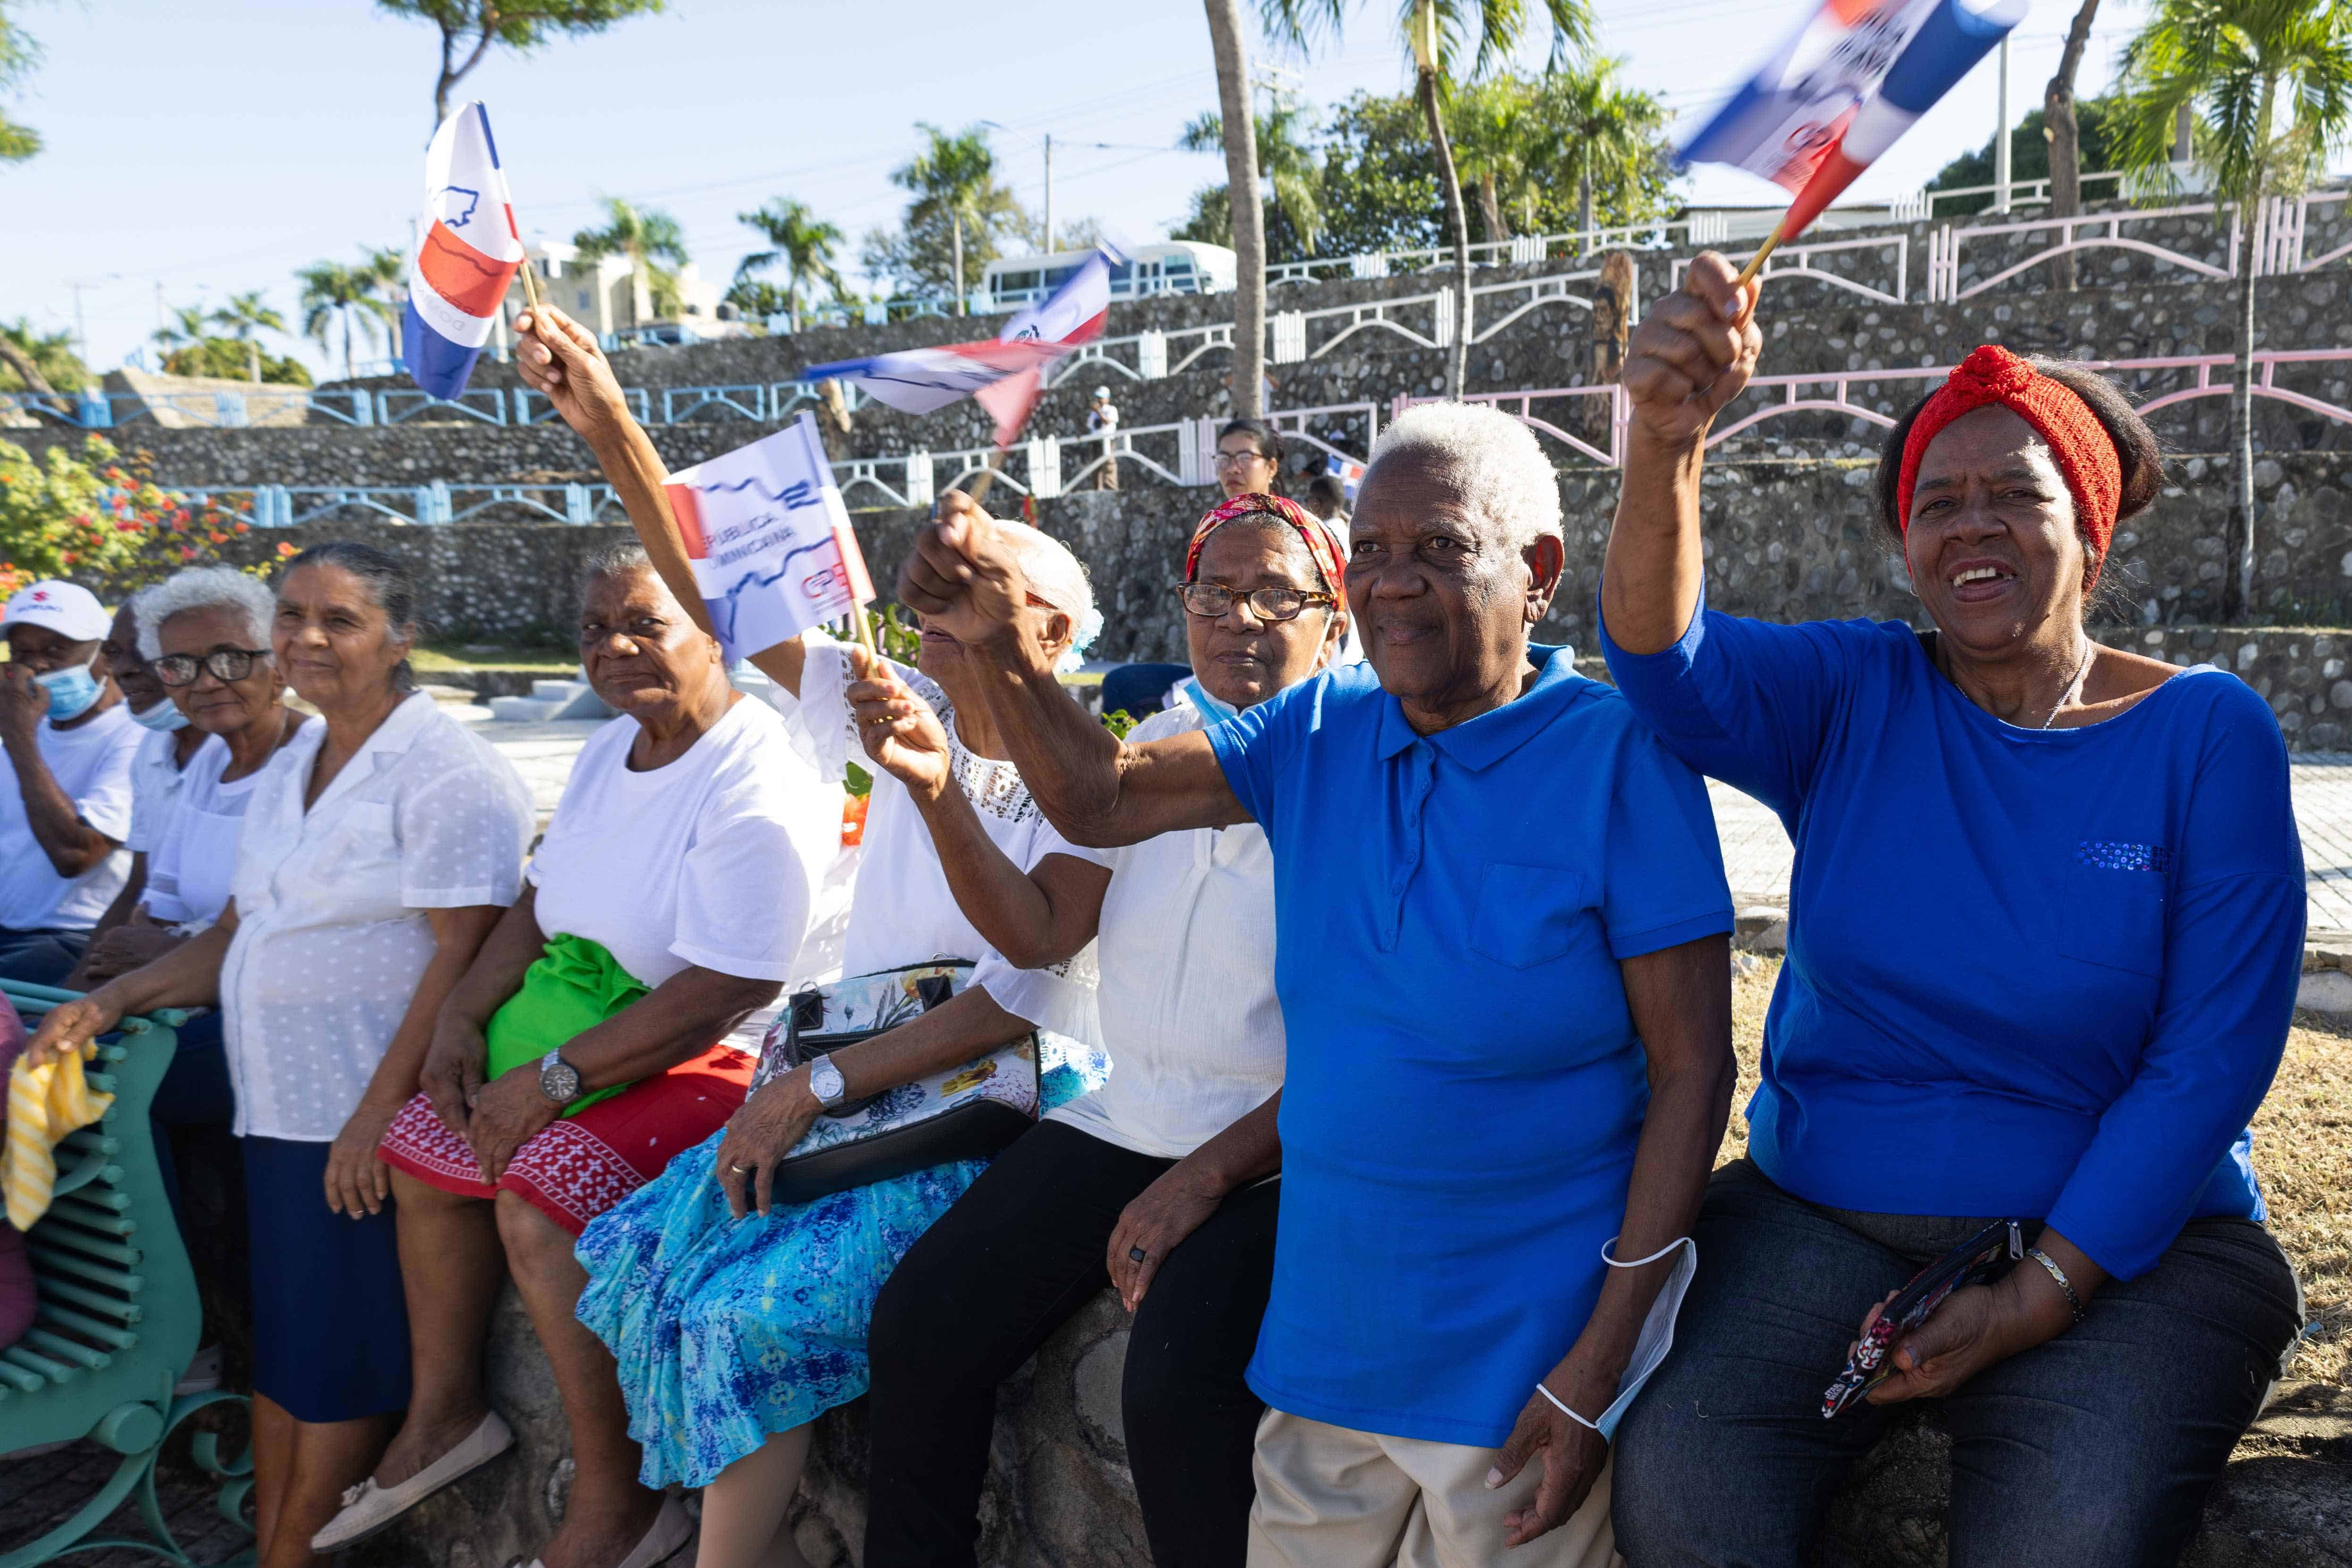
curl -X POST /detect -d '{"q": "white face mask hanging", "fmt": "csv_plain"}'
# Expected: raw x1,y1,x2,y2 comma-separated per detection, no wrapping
1534,1235,1698,1442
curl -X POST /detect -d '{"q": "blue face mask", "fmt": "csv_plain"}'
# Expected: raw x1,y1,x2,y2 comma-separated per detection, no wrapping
33,660,104,722
130,697,190,733
1176,674,1238,724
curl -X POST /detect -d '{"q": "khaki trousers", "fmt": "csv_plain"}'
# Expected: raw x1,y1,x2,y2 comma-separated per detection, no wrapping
1247,1409,1623,1568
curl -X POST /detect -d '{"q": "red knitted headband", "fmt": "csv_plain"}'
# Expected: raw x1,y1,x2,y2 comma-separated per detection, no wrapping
1184,492,1346,599
1895,345,2124,587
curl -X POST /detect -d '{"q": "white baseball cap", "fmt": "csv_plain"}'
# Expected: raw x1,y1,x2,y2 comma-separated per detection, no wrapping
1093,386,1111,400
2,581,112,643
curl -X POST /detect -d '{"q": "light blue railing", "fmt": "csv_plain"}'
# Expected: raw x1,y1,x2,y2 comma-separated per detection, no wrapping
176,481,629,528
2,389,377,429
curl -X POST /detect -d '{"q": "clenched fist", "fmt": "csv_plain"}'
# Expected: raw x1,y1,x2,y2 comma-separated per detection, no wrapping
1621,253,1763,449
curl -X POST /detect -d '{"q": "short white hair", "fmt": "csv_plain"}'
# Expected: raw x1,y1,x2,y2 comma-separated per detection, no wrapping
137,566,276,659
998,521,1100,674
1366,402,1563,551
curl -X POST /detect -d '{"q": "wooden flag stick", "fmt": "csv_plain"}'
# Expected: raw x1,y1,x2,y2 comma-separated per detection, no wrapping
1734,222,1786,290
517,253,546,316
848,598,879,657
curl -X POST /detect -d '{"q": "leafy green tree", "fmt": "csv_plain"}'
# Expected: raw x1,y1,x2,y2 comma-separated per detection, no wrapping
1525,58,1668,240
1178,101,1328,254
1259,0,1597,395
1305,90,1447,255
867,124,1025,312
0,320,87,406
209,291,288,383
735,198,843,332
573,197,690,324
1929,99,2125,211
2116,0,2352,615
298,256,403,381
0,436,263,597
160,340,314,385
1447,75,1535,241
0,1,39,161
375,0,666,129
150,304,210,357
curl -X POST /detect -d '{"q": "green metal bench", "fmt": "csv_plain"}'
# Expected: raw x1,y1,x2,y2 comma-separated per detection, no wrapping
0,980,253,1568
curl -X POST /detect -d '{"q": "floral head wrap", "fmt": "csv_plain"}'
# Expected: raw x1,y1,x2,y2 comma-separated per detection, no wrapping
1895,345,2125,587
1184,492,1347,599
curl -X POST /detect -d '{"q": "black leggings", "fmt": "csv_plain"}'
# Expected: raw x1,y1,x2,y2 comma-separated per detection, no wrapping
863,1118,1279,1568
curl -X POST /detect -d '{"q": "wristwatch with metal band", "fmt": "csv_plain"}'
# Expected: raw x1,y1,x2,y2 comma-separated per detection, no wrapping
807,1053,848,1109
538,1048,583,1104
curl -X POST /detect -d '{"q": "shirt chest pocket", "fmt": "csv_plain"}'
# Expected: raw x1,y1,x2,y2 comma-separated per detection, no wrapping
1469,863,1594,971
2054,847,2169,980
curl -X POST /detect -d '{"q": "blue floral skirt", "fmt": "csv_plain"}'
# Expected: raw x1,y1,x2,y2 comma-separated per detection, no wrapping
574,1036,1109,1489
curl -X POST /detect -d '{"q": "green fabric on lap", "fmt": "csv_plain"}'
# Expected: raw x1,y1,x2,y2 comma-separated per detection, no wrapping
483,931,648,1117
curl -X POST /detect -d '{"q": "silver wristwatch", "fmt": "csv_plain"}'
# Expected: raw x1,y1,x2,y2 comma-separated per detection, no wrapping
538,1048,582,1104
806,1052,848,1109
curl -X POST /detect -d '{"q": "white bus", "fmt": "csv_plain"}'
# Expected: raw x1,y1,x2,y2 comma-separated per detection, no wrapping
981,242,1236,310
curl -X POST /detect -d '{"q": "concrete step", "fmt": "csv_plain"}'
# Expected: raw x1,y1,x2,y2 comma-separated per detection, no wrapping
487,695,573,723
417,682,479,707
529,678,588,701
490,678,615,723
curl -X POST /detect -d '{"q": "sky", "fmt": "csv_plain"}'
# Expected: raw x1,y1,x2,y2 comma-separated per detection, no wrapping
4,0,2158,380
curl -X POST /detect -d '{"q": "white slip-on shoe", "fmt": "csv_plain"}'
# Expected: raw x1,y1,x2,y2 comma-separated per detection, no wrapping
310,1410,515,1551
525,1494,697,1568
175,1343,225,1396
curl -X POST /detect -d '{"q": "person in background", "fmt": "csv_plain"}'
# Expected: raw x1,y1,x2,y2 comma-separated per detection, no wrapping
1598,258,2307,1568
515,299,1109,1568
0,581,140,989
1213,419,1284,503
860,491,1348,1568
30,541,535,1568
896,403,1737,1568
1302,473,1351,544
1088,386,1121,491
311,544,834,1568
75,588,207,980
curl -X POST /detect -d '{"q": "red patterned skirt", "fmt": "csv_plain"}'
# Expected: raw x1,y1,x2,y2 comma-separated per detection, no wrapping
378,1043,756,1236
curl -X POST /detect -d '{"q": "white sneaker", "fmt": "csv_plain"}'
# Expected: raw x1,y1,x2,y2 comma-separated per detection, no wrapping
174,1343,224,1396
309,1410,515,1551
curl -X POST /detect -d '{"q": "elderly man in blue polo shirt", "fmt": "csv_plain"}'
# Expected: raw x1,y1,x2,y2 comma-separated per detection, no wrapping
893,402,1735,1568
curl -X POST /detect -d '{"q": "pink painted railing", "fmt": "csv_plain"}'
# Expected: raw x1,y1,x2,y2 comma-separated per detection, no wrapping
1395,348,2352,467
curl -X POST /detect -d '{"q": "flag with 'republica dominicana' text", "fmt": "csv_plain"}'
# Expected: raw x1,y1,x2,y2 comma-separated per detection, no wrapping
664,412,878,662
1678,0,2025,241
403,101,527,402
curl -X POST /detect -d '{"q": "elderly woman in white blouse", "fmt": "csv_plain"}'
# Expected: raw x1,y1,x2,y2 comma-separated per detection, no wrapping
855,490,1350,1568
33,541,534,1568
517,301,1109,1568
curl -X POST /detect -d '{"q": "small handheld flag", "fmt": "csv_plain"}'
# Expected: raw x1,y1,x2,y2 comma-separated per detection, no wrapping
801,248,1117,448
665,412,878,662
1679,0,2024,279
1325,454,1367,503
404,102,527,401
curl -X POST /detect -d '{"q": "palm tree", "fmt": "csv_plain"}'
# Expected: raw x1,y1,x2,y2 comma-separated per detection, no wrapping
297,256,401,382
572,198,690,327
150,303,210,357
2116,0,2352,616
890,125,1020,316
1178,100,1328,251
1447,76,1533,242
1531,59,1664,243
1206,0,1268,416
2043,0,2106,290
1260,0,1597,396
735,199,843,332
209,290,287,382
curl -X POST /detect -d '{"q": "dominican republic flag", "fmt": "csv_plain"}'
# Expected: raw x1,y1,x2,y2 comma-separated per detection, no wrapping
403,101,527,401
800,247,1116,447
1325,454,1367,503
1679,0,2024,240
665,413,877,662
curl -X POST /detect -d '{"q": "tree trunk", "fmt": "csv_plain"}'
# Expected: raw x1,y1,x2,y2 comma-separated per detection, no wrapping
2234,221,2260,618
0,337,67,411
1478,170,1507,243
953,212,966,317
2042,0,2099,292
1420,67,1473,398
1578,171,1595,244
1204,0,1267,418
248,341,261,383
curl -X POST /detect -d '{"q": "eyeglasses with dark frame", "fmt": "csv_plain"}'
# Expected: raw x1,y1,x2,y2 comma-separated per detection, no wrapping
154,647,274,687
1170,583,1336,622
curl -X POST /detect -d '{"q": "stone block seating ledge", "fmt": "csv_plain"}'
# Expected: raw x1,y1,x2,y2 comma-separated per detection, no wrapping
362,1287,2352,1568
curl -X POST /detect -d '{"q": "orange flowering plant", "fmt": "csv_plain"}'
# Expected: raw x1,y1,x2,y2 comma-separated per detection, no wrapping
0,434,263,598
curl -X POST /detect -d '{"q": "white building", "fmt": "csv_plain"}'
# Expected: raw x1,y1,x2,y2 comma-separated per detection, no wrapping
501,241,737,342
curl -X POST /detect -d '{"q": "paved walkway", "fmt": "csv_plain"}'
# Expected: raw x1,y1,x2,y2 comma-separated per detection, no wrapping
462,714,2352,941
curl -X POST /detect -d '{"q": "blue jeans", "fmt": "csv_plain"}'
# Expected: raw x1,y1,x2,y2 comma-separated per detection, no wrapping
1612,1159,2303,1568
0,926,88,990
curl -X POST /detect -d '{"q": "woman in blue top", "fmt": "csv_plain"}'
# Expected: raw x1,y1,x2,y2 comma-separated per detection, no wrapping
1597,255,2307,1568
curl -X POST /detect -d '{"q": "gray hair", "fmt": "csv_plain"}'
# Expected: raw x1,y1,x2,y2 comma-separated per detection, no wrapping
999,522,1097,644
137,567,277,660
1366,402,1563,552
578,542,656,598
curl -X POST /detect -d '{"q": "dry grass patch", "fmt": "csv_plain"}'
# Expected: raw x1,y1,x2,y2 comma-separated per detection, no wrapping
1722,956,2347,1392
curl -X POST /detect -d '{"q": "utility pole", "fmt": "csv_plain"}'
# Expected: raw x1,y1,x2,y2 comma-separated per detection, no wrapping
70,283,89,368
1993,34,2012,212
1042,133,1054,254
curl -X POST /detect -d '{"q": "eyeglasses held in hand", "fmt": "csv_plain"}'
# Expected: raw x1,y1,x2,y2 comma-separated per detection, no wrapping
154,647,273,687
1171,583,1336,622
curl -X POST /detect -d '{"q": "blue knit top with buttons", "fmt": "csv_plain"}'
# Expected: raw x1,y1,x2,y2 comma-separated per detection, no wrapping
1601,597,2305,1282
1204,646,1732,1448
